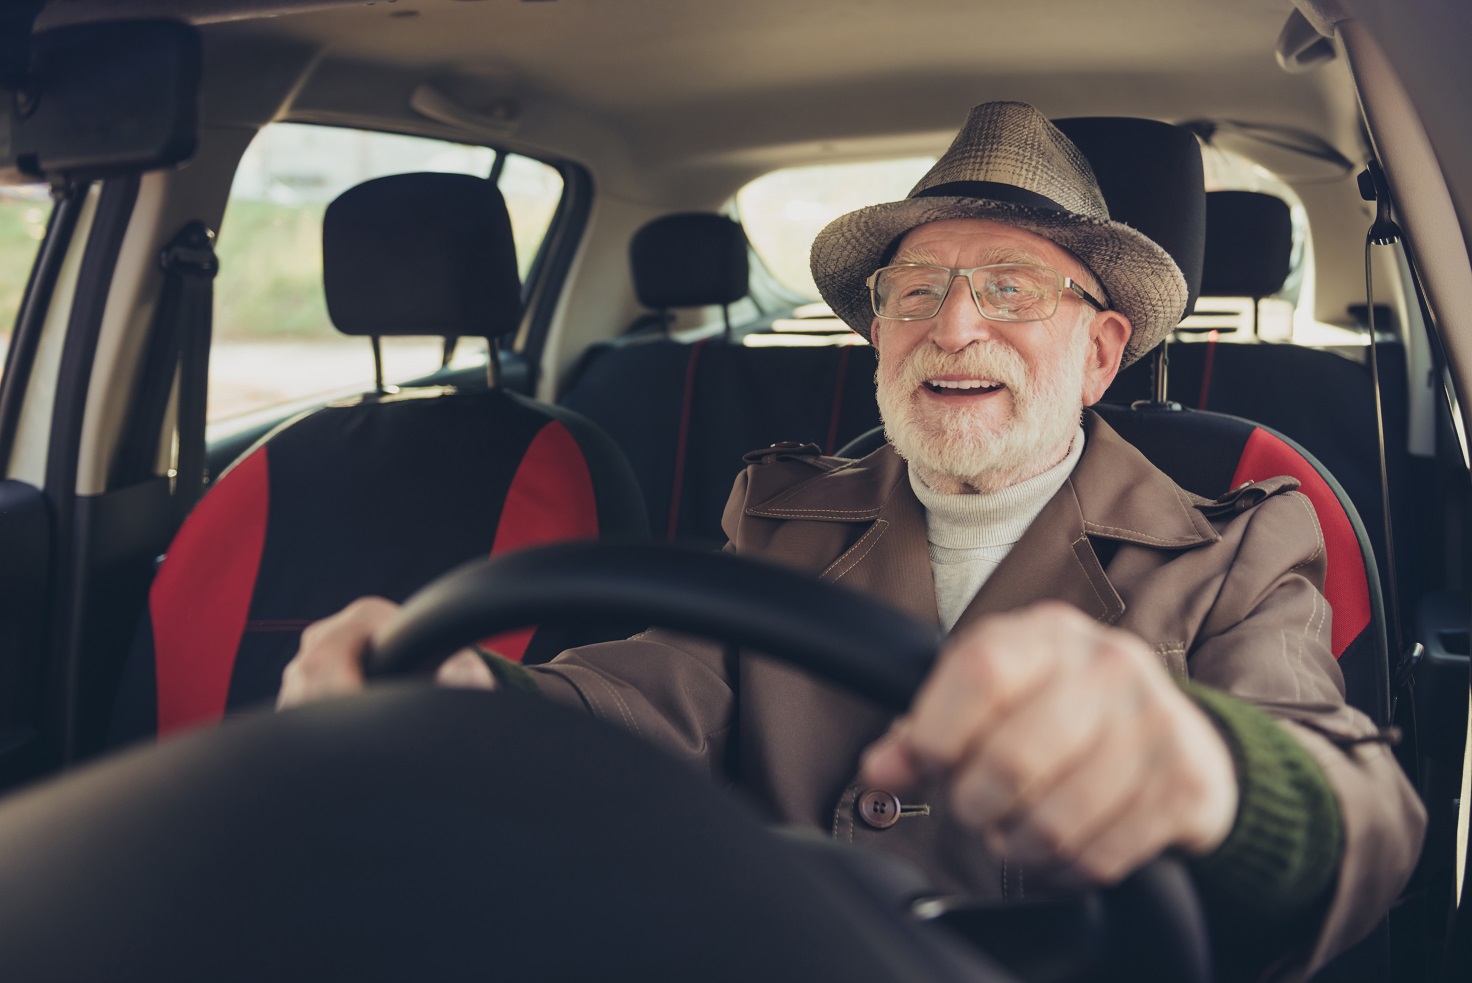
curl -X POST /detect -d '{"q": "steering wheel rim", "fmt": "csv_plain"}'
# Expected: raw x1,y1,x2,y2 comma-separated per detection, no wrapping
364,541,941,711
364,541,1212,983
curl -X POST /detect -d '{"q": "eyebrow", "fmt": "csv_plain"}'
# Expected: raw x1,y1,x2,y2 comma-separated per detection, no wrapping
890,246,1048,268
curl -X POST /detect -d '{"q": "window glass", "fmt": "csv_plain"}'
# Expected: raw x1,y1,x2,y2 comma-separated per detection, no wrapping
1188,144,1351,346
736,156,937,301
499,153,563,281
211,123,563,427
0,185,53,379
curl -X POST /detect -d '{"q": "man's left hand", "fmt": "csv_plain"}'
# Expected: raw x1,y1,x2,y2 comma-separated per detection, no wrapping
860,601,1238,885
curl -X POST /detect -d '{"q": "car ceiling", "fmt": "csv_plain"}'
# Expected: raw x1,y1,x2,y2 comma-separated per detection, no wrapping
39,0,1363,202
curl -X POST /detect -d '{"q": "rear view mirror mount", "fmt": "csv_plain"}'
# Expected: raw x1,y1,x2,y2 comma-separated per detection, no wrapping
0,19,201,187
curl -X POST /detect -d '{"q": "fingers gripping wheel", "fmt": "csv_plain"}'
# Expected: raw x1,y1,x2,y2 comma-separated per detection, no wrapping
367,542,1213,983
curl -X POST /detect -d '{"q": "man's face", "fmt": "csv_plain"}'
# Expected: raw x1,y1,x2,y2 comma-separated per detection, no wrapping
871,219,1130,492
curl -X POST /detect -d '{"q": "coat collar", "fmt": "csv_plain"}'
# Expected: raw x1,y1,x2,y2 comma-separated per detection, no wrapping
745,410,1219,632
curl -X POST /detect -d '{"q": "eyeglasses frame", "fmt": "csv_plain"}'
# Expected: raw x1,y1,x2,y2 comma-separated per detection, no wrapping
865,262,1109,323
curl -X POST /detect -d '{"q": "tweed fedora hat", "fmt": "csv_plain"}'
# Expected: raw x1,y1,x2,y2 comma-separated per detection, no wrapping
810,101,1188,366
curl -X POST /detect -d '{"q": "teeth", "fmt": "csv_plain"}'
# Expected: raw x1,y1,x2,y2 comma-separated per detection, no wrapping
926,379,1001,390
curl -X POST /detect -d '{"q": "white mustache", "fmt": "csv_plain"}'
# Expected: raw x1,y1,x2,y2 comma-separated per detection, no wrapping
893,345,1028,395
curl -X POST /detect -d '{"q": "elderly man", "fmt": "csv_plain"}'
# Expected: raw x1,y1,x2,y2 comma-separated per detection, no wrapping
280,102,1424,981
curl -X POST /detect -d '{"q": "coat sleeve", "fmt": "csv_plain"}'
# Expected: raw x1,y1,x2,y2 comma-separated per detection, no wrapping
520,470,762,777
1187,490,1426,981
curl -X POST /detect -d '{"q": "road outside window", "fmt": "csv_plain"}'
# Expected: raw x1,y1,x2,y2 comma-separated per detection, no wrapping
211,123,562,427
0,186,52,381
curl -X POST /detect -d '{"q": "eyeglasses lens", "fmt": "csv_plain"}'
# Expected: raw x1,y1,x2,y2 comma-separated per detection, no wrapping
873,265,1061,321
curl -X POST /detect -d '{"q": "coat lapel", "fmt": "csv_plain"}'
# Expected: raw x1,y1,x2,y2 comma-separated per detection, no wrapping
952,410,1219,635
745,445,940,630
743,410,1219,639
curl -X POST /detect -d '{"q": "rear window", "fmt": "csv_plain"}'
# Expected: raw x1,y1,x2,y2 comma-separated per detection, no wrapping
211,123,564,427
736,157,936,300
735,146,1345,348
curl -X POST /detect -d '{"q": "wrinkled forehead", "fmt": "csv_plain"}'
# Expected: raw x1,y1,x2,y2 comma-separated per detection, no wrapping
887,218,1094,282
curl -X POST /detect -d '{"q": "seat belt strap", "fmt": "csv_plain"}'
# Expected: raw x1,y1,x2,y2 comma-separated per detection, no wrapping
111,221,219,509
169,222,218,527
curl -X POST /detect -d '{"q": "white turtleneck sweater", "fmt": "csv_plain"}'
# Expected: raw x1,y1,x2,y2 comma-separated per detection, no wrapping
909,428,1085,632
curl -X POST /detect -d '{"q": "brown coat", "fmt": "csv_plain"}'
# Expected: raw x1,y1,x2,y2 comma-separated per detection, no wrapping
529,410,1424,977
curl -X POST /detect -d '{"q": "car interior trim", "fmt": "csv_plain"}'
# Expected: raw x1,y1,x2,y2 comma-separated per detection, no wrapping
5,186,100,487
1340,21,1472,442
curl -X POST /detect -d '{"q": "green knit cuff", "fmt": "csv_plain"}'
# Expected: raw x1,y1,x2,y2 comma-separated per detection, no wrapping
1181,681,1343,920
470,645,542,695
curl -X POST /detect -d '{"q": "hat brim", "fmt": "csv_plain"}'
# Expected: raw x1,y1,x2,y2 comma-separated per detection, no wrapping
809,197,1188,367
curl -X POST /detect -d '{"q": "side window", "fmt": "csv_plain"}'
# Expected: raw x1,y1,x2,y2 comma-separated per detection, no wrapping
0,185,53,380
211,123,563,426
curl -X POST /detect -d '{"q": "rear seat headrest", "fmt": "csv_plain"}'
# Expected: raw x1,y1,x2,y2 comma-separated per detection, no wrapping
1053,117,1207,315
1202,190,1293,298
629,213,748,310
323,172,523,340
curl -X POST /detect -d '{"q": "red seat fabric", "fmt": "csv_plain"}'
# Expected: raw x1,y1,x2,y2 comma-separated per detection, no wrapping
114,389,645,740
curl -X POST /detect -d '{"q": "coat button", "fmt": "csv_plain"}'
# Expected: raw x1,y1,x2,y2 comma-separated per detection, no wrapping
857,789,902,829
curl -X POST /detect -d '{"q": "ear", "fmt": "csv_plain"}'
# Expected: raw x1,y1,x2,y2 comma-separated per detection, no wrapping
1080,310,1132,406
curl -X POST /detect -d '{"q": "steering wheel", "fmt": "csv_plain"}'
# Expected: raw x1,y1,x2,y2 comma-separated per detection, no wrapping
362,541,1213,983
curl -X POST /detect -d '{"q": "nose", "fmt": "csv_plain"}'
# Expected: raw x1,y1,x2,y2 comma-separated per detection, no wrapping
925,273,994,353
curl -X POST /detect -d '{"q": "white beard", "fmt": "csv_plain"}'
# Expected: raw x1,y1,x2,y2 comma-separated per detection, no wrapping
875,327,1089,492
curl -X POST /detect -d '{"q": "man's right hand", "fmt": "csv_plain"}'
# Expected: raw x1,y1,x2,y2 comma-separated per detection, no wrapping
277,596,497,709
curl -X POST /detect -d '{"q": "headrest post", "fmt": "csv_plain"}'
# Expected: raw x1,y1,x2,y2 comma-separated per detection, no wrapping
1251,299,1261,338
441,336,458,370
722,304,732,341
371,336,386,394
1152,339,1170,404
486,337,502,389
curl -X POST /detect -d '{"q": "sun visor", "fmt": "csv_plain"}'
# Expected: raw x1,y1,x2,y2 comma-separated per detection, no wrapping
0,20,200,185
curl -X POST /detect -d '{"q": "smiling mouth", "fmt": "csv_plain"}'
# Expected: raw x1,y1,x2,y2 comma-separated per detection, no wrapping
923,378,1005,395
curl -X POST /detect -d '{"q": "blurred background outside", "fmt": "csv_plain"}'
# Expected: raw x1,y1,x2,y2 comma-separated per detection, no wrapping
1,128,1336,434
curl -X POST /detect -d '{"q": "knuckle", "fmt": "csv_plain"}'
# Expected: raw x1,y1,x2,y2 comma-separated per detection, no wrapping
1073,842,1136,885
987,751,1033,797
1028,815,1074,860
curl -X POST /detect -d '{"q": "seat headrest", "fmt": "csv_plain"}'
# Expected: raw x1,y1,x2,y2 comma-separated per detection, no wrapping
629,213,748,310
322,172,523,340
1053,117,1207,316
1202,190,1293,299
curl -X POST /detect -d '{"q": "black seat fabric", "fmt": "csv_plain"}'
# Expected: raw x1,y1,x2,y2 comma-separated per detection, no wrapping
563,338,880,545
563,211,883,545
630,213,749,311
112,172,646,741
1200,190,1293,299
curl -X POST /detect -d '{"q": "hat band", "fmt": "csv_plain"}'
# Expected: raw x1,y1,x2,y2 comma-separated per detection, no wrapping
911,180,1065,213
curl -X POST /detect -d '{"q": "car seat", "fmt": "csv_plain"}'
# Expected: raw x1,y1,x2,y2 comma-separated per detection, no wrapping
1102,189,1412,600
561,213,881,545
110,171,647,742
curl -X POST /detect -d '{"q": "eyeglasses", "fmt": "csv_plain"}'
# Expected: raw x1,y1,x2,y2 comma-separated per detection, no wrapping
865,263,1108,323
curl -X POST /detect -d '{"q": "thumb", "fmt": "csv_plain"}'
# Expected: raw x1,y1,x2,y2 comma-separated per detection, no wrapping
858,717,921,793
